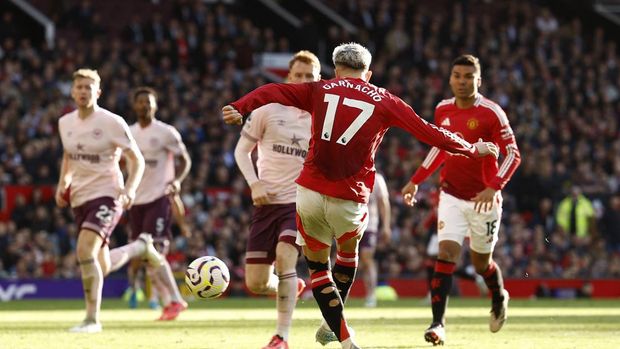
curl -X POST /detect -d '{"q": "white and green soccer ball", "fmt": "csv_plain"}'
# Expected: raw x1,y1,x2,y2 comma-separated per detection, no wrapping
184,256,230,299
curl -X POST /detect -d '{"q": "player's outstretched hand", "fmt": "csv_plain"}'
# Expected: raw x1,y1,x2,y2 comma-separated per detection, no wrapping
250,180,275,206
401,181,419,206
222,105,243,125
473,138,499,158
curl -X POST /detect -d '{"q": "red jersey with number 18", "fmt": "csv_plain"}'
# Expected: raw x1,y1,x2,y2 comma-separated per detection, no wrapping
231,78,478,203
410,95,521,200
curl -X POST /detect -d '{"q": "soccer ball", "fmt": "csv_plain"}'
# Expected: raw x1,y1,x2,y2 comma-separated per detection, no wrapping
184,256,230,299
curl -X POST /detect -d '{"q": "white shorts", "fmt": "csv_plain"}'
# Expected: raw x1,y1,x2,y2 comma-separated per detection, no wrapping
295,185,368,251
437,191,502,254
426,233,439,256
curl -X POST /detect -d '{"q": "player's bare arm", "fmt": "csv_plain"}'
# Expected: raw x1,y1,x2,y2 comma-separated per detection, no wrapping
121,145,145,209
55,152,71,208
233,131,276,207
222,105,243,125
401,181,419,207
166,148,192,195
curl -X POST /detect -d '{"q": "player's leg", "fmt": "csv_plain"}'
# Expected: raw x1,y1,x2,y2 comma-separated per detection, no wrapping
333,235,360,306
425,192,468,345
245,204,280,296
125,258,144,308
320,194,366,348
126,206,145,308
296,185,359,349
456,244,488,296
304,245,357,349
264,238,301,348
423,233,439,303
358,230,377,307
73,229,105,331
468,193,508,332
69,197,123,333
155,239,188,320
245,263,278,294
108,234,156,273
141,197,185,320
270,203,304,345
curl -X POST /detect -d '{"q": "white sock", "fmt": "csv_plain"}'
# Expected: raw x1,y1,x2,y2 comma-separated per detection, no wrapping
275,268,297,340
364,263,377,302
341,337,355,349
149,285,159,303
79,258,103,323
157,260,183,303
147,265,171,306
109,240,146,273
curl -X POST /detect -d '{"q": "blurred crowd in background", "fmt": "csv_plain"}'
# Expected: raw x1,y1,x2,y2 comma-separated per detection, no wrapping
1,0,620,285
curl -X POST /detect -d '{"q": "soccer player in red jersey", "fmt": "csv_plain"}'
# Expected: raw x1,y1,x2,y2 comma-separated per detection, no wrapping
223,43,499,349
401,54,521,345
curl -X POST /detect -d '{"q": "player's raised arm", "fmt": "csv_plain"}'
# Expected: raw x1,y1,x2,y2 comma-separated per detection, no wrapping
228,82,314,117
389,98,498,159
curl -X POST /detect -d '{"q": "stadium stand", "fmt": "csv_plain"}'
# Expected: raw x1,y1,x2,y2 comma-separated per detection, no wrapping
1,0,619,292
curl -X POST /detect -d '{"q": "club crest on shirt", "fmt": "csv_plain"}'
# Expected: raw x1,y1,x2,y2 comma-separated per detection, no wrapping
92,128,103,139
438,221,445,230
467,118,479,130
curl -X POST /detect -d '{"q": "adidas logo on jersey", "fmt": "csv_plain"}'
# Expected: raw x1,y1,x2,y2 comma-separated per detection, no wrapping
441,118,451,126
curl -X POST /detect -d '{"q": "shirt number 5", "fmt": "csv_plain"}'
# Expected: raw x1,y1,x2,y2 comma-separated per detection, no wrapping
321,93,375,145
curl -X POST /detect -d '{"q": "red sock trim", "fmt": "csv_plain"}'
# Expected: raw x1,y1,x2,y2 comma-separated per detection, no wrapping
336,251,358,267
434,260,456,274
339,318,350,340
482,261,497,279
311,270,332,288
338,251,357,258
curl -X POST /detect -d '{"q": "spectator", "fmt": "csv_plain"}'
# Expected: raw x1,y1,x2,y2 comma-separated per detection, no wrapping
556,186,595,239
601,195,620,252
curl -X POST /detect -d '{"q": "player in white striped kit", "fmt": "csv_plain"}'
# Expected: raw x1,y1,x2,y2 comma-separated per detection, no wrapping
56,69,163,333
128,87,192,320
234,51,321,349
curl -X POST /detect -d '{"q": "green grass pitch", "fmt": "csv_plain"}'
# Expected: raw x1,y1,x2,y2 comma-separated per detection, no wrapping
1,298,619,349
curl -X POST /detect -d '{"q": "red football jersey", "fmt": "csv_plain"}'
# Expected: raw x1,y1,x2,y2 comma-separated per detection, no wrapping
410,94,521,200
231,78,479,203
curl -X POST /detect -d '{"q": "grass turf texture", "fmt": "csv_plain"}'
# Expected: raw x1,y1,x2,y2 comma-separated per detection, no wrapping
1,298,619,349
